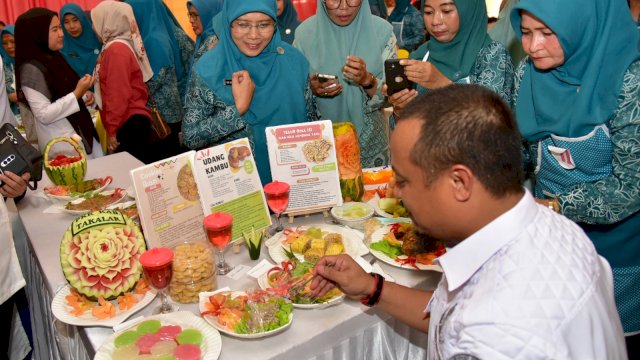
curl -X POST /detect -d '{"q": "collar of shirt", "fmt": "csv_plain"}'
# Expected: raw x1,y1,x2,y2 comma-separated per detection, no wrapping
435,189,539,292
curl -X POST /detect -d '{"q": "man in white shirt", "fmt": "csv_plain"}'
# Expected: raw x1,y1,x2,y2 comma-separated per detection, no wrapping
311,84,627,359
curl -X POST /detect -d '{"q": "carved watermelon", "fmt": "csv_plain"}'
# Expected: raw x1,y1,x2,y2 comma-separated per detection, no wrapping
44,137,87,185
60,210,146,300
333,122,364,202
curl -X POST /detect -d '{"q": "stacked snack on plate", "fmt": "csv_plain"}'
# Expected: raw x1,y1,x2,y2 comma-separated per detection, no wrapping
169,242,216,303
283,227,345,262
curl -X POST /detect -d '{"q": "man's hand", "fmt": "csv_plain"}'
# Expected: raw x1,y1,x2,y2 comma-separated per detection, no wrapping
311,254,374,299
0,171,30,198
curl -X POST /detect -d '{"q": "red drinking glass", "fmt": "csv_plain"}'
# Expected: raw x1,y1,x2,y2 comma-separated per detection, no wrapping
139,248,177,314
263,181,290,235
203,212,234,275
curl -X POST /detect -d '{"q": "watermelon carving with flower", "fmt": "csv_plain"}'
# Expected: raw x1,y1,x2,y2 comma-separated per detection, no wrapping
60,210,147,300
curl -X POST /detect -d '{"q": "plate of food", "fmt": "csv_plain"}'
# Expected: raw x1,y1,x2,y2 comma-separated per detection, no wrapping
369,222,445,271
44,176,113,201
62,188,127,214
94,311,222,360
199,289,293,339
257,258,344,309
372,196,410,219
51,282,156,327
265,224,369,264
107,200,139,221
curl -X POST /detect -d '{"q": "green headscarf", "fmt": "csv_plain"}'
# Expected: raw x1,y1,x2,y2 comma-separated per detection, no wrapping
511,0,640,141
294,1,393,132
413,0,491,81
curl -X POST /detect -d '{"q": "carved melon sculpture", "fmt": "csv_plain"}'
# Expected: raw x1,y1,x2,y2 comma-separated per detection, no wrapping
60,210,146,300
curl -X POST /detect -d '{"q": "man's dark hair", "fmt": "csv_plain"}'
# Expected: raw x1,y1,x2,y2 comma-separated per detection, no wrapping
399,84,523,197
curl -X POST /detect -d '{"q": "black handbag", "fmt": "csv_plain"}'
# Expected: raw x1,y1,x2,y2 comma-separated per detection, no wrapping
0,123,43,190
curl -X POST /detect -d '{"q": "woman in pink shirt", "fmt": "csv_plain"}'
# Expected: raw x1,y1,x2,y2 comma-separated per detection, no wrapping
90,1,158,164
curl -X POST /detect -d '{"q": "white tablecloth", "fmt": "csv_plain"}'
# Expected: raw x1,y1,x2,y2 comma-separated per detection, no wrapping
15,152,442,360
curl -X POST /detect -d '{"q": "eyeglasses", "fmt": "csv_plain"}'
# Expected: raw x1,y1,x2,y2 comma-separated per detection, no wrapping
231,21,275,35
324,0,362,10
188,13,199,21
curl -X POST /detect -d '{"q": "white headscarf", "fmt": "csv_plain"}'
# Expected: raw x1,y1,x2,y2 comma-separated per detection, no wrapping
91,1,153,82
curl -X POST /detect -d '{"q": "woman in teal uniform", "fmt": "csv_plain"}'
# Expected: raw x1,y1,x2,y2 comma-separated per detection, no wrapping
295,0,396,168
276,0,300,45
186,0,223,63
511,0,640,355
386,0,513,116
182,0,319,184
59,3,101,79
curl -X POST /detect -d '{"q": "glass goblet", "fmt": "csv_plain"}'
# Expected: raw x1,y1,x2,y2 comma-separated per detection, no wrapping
203,212,234,275
263,181,290,236
139,247,177,314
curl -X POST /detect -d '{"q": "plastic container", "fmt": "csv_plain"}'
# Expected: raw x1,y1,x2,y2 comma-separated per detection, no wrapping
169,242,217,303
331,202,374,230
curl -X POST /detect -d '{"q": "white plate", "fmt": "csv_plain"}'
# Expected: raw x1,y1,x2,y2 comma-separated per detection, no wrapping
106,201,138,220
94,311,222,360
265,224,369,264
51,284,157,327
369,226,443,272
256,270,344,309
44,176,113,201
369,197,395,218
198,290,293,339
62,188,127,215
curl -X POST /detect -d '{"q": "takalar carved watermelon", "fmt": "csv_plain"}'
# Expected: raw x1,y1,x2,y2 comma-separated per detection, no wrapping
333,122,364,202
44,136,87,185
60,210,146,300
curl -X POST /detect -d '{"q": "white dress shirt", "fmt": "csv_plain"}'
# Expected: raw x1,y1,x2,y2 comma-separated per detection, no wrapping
426,190,627,360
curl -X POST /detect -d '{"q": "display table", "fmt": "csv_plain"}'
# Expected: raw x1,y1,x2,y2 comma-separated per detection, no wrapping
15,152,442,360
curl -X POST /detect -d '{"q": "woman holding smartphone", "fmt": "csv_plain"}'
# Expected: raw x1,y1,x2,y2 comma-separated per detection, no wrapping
183,0,319,184
386,0,513,115
295,0,396,168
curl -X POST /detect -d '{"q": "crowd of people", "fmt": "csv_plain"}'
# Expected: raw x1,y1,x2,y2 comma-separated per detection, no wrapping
1,0,639,358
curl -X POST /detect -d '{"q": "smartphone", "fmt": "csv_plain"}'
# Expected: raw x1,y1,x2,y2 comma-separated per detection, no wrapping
0,152,30,187
317,74,337,83
384,59,414,96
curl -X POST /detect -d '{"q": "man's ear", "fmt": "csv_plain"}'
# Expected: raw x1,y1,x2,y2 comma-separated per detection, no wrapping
448,164,473,202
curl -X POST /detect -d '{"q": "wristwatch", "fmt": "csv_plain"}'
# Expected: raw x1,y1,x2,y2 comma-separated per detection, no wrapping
362,72,376,90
